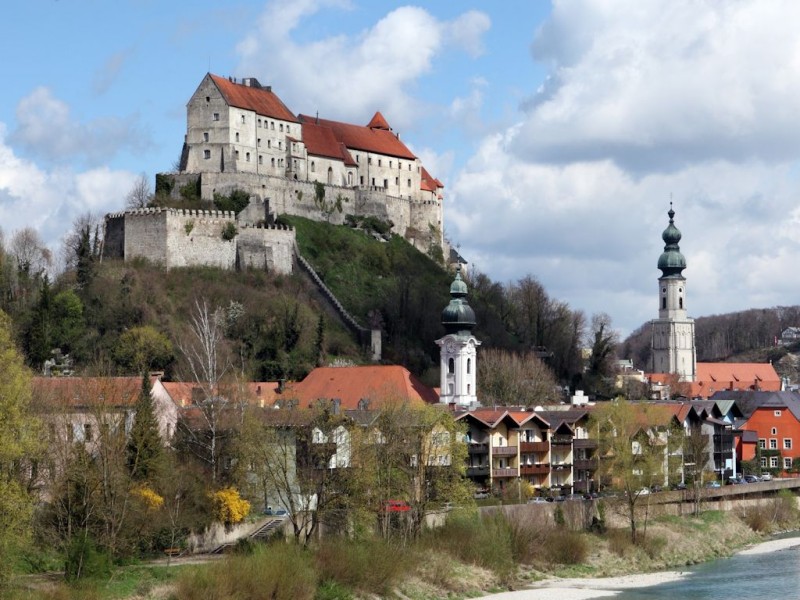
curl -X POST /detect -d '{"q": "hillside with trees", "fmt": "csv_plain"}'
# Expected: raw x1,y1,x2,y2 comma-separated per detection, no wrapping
621,306,800,377
0,212,617,397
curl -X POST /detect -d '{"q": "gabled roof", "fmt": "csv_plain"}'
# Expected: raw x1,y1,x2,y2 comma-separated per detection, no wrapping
159,381,280,407
301,120,358,165
32,376,146,410
298,114,416,160
366,111,391,130
709,390,800,421
420,166,444,193
282,365,438,410
208,74,298,123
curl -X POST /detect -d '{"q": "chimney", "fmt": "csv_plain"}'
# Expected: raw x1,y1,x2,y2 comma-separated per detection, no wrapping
278,378,286,393
332,398,341,415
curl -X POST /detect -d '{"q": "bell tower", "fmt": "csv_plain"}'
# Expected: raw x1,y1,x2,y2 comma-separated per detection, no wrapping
436,269,481,407
651,204,696,381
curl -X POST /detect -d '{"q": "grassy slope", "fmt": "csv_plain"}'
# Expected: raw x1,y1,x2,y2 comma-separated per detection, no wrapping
287,216,453,376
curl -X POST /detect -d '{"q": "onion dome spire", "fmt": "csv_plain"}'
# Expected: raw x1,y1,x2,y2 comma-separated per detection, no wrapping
441,267,476,334
657,203,686,278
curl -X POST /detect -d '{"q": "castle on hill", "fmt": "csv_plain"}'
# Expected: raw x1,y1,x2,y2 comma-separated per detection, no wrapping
105,73,447,272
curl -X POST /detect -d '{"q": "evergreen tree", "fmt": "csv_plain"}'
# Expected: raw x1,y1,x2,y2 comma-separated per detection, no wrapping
126,373,164,482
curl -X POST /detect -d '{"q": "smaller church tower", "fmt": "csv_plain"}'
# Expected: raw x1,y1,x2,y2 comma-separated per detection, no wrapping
651,204,697,381
436,269,481,407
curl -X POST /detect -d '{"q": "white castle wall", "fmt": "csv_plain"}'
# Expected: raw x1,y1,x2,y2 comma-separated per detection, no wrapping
103,207,294,275
165,171,442,246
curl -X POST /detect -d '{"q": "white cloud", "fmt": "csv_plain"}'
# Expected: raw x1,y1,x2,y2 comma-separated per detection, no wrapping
0,123,136,253
445,1,800,338
235,1,490,128
519,0,800,173
11,87,150,167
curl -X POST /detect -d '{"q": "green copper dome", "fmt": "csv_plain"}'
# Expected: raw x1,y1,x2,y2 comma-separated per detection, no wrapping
442,270,476,334
657,205,686,277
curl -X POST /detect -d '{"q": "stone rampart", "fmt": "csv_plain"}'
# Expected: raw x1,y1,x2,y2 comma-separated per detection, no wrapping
173,171,441,242
102,207,294,275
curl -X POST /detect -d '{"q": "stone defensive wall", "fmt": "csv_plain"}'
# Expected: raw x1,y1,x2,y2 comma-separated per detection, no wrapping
165,172,442,246
103,207,294,274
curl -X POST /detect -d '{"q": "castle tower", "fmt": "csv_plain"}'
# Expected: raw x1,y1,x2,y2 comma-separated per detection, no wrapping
650,204,696,381
436,269,481,407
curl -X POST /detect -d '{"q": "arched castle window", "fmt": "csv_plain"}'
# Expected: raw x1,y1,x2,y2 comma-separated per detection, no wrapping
679,297,683,309
347,172,353,185
246,152,250,162
311,161,315,172
327,167,333,184
448,358,454,374
279,124,283,132
267,140,271,148
662,298,666,310
271,158,275,167
235,132,239,142
467,358,471,374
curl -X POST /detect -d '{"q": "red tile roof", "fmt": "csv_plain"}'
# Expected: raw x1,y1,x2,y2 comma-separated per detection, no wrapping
367,111,391,130
160,381,281,407
282,365,438,409
32,376,145,409
420,166,444,193
209,74,298,123
648,362,782,399
301,120,358,165
298,114,416,160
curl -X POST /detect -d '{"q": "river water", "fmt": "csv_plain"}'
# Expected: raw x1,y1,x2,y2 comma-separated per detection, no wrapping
615,536,800,599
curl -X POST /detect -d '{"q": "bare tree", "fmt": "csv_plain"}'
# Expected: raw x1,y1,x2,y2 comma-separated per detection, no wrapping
10,227,52,279
478,348,561,406
176,299,233,482
125,173,153,209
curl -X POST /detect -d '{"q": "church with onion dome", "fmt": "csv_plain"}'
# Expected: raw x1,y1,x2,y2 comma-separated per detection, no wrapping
436,268,481,408
650,204,697,382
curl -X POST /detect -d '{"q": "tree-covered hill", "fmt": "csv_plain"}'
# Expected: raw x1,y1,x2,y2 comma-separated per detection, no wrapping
621,305,800,378
0,217,595,391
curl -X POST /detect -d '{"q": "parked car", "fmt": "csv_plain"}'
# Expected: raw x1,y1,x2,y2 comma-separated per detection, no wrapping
760,473,773,481
583,491,600,500
473,491,490,500
705,481,721,488
650,484,663,493
637,487,651,496
743,474,761,483
383,500,411,512
727,476,744,485
527,497,548,504
671,482,687,491
264,507,288,516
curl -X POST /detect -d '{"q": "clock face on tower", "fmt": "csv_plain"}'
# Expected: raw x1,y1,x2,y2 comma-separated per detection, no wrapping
446,341,455,353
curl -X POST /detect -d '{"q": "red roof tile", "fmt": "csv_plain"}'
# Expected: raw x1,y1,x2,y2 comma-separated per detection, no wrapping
209,74,298,123
648,362,781,399
32,376,144,409
367,111,391,130
301,120,358,165
420,166,444,192
282,365,438,409
298,114,416,160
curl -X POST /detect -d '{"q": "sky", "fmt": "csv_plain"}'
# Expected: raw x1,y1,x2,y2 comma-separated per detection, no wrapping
2,0,800,340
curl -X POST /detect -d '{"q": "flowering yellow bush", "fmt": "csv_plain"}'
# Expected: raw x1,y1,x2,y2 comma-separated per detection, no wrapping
132,485,164,511
210,487,251,526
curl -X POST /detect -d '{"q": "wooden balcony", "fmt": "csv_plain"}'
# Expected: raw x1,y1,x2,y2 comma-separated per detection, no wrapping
520,464,550,476
551,462,572,471
492,467,518,478
573,438,598,449
574,458,598,471
467,442,489,455
551,434,573,445
520,441,549,453
466,465,490,477
491,445,518,457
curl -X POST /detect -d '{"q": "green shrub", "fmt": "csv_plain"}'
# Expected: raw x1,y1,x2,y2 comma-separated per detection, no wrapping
315,538,409,596
314,580,354,600
423,512,515,584
64,535,111,582
221,222,237,241
547,530,589,565
213,188,251,215
175,543,316,600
